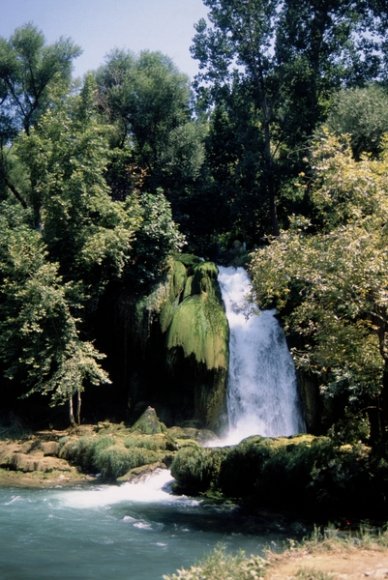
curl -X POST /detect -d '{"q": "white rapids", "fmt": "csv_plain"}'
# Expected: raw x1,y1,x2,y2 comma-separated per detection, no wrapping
57,468,200,509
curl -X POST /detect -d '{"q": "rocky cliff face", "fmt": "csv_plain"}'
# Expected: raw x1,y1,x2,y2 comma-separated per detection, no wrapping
103,256,229,432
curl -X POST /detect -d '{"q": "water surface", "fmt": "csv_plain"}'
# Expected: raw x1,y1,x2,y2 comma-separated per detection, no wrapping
0,470,304,579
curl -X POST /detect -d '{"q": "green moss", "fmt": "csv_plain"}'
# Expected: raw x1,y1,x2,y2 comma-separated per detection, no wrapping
130,256,228,372
183,275,193,299
131,406,167,434
166,293,228,370
190,261,219,295
159,259,188,332
124,433,174,451
95,444,160,480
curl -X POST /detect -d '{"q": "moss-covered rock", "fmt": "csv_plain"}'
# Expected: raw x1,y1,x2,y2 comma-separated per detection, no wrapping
161,259,228,372
114,255,229,431
58,424,176,481
131,406,167,434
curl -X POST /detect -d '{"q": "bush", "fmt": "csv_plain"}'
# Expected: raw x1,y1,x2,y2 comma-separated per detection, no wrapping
171,446,225,494
59,434,161,480
170,435,384,516
218,437,274,498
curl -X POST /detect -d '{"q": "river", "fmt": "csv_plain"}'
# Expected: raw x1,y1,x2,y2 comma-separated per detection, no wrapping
0,469,306,579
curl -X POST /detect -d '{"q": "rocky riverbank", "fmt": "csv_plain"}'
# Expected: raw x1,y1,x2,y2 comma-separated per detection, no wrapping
0,410,216,488
0,426,95,487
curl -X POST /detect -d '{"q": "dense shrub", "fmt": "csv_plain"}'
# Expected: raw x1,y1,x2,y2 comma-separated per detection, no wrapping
59,433,165,480
171,446,225,494
217,437,274,498
172,435,387,517
95,445,159,480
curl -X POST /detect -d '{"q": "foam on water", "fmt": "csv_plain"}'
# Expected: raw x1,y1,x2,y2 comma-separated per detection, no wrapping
57,468,200,509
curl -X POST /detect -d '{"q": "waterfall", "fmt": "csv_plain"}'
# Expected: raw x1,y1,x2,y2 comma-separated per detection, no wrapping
218,266,305,444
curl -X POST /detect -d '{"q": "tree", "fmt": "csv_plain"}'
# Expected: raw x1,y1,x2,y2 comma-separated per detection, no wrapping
126,190,186,289
327,85,388,160
250,131,388,444
13,76,141,298
0,23,80,137
0,24,81,217
0,204,110,425
0,73,144,423
191,0,387,241
96,50,199,191
192,0,281,235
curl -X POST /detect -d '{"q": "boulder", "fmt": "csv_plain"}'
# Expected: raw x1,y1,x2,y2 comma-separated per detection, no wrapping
131,406,166,434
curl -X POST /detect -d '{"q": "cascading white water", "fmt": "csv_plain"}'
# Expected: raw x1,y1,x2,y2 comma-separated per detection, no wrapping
218,266,305,444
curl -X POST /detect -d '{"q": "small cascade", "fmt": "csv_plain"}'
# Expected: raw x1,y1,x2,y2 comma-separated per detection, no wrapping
218,266,305,444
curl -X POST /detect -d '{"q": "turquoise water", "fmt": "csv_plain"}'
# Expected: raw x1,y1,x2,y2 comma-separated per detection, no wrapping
0,470,303,579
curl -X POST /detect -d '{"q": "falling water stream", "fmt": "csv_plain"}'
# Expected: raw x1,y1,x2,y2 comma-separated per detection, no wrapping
217,266,305,444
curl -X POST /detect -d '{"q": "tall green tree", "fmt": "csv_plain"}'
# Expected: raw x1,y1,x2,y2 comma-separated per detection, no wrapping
192,0,281,235
0,23,80,136
13,75,141,298
0,71,143,423
192,0,387,241
250,131,388,444
0,204,110,425
95,50,204,195
327,85,388,160
0,24,81,211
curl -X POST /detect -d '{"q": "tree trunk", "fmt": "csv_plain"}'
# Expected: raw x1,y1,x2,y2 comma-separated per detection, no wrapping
381,359,388,448
68,395,75,427
76,390,82,425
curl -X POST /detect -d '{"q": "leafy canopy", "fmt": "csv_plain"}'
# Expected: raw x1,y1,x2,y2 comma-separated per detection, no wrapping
250,131,388,439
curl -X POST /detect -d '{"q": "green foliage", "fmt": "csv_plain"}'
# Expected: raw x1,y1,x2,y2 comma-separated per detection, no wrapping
171,435,386,515
59,433,164,480
96,50,198,190
14,100,141,294
0,67,151,421
0,206,110,414
191,1,387,243
327,85,388,160
250,132,388,442
171,445,225,494
0,23,80,137
127,190,185,288
217,437,275,498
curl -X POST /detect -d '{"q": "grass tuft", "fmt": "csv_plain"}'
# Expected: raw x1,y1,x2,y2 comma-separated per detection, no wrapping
163,545,267,580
